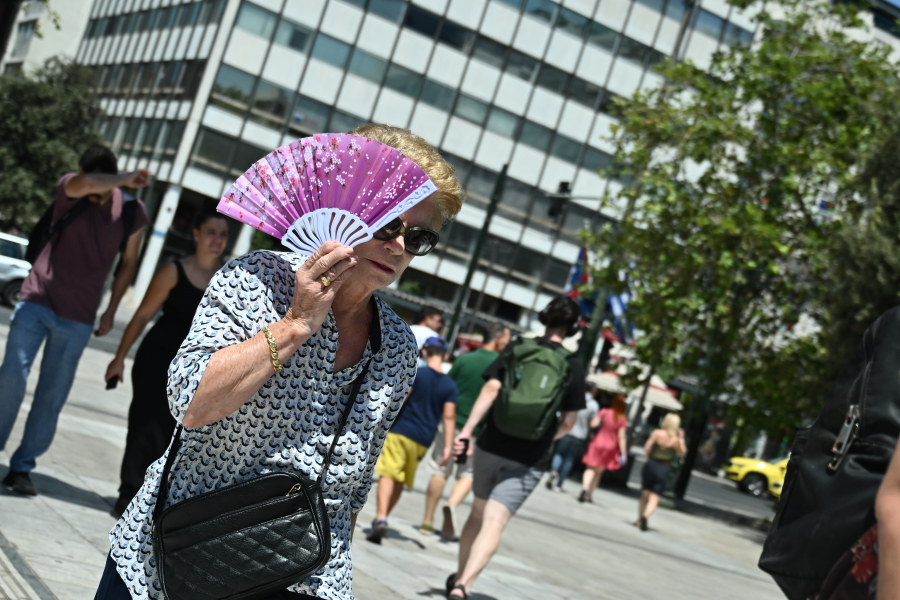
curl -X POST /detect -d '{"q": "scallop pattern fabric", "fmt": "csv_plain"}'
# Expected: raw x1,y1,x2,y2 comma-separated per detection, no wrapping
108,250,418,600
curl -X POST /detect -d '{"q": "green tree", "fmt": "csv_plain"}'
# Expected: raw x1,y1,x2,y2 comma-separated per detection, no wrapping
586,0,900,487
0,57,104,231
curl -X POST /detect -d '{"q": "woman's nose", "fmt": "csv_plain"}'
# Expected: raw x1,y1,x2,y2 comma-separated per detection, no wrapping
384,235,404,255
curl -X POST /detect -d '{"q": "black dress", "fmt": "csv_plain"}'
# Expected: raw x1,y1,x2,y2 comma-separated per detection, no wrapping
115,260,205,511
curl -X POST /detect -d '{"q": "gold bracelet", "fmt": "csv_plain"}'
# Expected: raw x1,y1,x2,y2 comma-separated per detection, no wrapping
261,325,282,374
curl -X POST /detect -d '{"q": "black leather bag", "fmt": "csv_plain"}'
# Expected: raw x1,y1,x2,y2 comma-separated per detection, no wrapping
759,307,900,600
151,354,375,600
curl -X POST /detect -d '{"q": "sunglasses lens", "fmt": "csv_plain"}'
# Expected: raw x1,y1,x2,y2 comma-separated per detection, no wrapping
373,218,403,241
406,230,438,256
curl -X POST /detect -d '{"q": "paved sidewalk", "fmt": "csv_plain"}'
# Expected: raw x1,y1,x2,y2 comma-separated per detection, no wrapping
0,319,782,599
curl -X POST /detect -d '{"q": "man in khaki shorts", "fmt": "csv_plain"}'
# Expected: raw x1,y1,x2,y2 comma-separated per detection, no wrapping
419,324,509,540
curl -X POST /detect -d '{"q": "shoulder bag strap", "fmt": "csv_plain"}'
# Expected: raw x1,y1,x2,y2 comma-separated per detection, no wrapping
154,303,384,519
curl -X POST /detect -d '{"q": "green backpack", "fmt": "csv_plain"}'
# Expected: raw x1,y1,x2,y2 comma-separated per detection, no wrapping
492,338,573,441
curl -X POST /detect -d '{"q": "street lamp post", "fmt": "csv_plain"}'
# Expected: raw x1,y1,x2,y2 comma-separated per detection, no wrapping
446,164,508,349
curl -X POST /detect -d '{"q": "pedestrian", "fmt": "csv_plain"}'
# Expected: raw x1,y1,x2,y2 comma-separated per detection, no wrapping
420,323,511,540
546,382,600,493
578,393,628,503
637,413,685,531
104,210,229,517
0,146,149,496
409,306,443,350
93,124,464,600
447,296,585,600
366,336,458,544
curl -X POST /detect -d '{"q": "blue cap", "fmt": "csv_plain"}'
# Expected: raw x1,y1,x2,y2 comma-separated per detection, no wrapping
423,336,448,351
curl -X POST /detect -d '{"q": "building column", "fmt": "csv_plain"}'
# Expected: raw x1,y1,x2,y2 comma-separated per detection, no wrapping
134,183,182,300
230,224,256,260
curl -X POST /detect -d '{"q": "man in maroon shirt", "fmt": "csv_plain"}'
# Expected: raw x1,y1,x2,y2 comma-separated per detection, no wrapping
0,146,149,496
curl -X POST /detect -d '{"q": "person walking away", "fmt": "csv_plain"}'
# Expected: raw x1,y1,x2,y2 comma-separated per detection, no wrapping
579,394,628,503
420,323,510,540
637,413,685,531
0,146,148,496
546,383,600,493
447,296,585,600
367,336,458,544
105,210,228,516
409,306,443,350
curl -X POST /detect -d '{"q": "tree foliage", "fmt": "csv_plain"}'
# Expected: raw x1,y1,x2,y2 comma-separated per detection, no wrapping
587,0,900,433
0,57,104,231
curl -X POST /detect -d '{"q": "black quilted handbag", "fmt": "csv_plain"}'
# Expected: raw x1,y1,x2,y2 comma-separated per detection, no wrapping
151,355,374,600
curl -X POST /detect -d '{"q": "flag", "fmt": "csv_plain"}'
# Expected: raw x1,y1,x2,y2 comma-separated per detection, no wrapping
608,284,634,345
564,246,595,317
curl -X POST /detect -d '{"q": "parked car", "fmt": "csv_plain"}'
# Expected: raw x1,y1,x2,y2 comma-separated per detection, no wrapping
0,233,30,306
723,456,788,498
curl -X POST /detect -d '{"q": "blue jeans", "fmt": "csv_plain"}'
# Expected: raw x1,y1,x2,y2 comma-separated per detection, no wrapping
550,434,587,485
0,301,93,472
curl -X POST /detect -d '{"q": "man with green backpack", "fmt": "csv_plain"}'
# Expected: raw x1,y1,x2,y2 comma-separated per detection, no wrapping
445,296,586,600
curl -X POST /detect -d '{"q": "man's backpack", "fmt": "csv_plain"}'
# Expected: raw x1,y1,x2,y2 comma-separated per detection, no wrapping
26,191,139,267
758,307,900,600
491,337,572,441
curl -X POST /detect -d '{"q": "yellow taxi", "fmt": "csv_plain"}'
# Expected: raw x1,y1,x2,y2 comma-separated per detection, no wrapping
723,456,788,498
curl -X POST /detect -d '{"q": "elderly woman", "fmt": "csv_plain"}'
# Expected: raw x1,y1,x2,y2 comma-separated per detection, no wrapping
93,124,463,600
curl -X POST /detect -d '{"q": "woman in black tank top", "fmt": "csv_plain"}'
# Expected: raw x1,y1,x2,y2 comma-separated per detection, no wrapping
104,211,228,516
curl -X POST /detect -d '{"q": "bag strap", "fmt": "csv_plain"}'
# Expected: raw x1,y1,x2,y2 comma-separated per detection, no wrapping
154,304,383,521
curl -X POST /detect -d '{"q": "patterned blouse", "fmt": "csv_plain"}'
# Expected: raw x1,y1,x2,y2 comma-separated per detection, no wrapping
108,251,418,600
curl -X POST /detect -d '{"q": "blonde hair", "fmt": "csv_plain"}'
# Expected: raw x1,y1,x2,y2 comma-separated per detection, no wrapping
661,413,681,437
350,123,464,228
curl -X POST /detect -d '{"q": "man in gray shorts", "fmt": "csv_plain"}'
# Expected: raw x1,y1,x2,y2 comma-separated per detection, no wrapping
446,297,585,600
419,323,509,541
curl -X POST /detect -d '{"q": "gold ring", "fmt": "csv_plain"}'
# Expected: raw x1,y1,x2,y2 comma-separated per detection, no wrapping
320,275,331,287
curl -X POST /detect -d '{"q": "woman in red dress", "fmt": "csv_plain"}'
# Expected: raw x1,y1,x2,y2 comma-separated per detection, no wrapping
579,394,628,503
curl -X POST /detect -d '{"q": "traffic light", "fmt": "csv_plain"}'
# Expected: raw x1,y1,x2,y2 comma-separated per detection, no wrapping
548,181,571,218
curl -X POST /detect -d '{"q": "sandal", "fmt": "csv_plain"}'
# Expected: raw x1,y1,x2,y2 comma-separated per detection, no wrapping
445,573,457,596
447,584,468,599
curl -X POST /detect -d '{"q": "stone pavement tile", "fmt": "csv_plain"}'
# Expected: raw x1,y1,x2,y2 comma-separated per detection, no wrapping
18,552,104,596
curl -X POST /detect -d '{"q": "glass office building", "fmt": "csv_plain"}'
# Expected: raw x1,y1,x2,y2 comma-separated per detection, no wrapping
75,0,900,330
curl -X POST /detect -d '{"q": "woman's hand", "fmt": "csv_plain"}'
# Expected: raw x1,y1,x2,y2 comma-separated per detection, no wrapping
105,357,125,384
283,242,357,338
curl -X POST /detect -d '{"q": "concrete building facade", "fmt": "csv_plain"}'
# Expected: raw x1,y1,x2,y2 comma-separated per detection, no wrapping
72,0,900,331
1,1,94,73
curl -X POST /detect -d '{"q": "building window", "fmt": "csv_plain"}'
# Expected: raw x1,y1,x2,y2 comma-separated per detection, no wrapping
536,64,569,92
11,21,35,59
404,5,441,38
438,20,474,52
231,140,269,175
617,37,650,64
555,7,588,38
598,92,623,117
665,0,688,21
506,50,538,81
485,107,521,138
472,35,506,68
420,79,455,111
567,77,602,108
211,64,256,111
368,0,407,24
383,63,423,97
723,22,754,46
153,6,178,30
693,9,724,40
635,0,665,12
519,121,553,151
311,34,352,69
252,80,293,124
582,146,614,173
330,110,367,133
523,0,557,23
274,19,314,53
290,95,331,133
454,95,489,126
348,48,387,83
550,135,582,164
235,1,277,39
586,21,618,52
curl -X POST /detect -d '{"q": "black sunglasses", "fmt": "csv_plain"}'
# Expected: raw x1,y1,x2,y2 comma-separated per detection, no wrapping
372,217,440,256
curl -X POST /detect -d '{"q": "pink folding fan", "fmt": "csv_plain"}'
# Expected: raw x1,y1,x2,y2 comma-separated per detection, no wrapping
217,133,437,255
